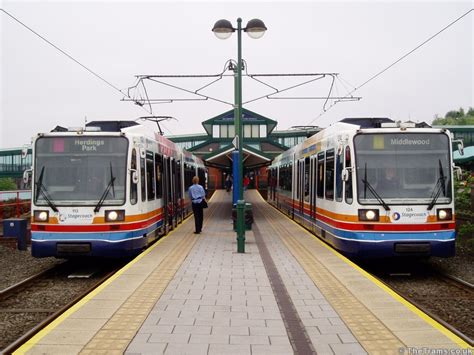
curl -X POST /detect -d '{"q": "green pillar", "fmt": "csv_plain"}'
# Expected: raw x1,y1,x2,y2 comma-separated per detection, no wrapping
235,18,245,253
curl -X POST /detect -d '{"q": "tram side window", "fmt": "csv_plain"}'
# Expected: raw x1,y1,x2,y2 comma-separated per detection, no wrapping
146,151,155,201
267,169,272,191
184,163,194,192
345,146,353,204
140,155,146,202
155,154,163,199
325,149,335,200
311,156,317,206
130,149,138,205
278,166,284,189
336,150,343,202
176,160,182,199
304,157,310,201
279,164,292,192
295,162,300,199
273,169,277,191
198,168,206,189
317,152,325,198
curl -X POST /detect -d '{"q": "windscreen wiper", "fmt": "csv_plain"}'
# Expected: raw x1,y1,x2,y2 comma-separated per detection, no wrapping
427,160,447,211
35,166,58,212
94,165,116,213
362,163,390,211
109,162,115,198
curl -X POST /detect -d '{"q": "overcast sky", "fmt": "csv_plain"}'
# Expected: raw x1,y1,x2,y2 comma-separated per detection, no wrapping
1,1,472,149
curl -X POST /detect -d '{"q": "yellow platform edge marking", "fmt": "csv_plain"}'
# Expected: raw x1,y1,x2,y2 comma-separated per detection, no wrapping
256,192,471,349
80,233,197,353
14,213,194,355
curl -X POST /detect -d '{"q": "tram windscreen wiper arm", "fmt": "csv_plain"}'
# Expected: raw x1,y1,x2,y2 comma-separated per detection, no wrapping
361,178,390,211
94,167,116,213
361,163,390,211
427,160,447,211
35,166,58,212
109,162,115,198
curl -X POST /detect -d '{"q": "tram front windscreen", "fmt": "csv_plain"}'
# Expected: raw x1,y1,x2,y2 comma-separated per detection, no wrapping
34,136,128,206
354,133,452,205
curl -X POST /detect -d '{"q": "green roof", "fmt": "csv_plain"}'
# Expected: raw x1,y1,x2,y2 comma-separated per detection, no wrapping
454,146,474,164
201,108,277,136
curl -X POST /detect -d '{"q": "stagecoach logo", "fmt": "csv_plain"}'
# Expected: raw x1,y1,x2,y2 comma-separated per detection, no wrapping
390,208,428,223
390,138,430,145
58,209,94,224
74,139,105,151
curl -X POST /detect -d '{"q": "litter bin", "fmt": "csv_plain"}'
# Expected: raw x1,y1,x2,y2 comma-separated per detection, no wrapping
232,202,253,231
3,218,28,251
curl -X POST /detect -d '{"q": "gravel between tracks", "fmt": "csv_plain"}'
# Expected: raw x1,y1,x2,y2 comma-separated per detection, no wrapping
0,245,62,290
429,245,474,284
0,246,120,351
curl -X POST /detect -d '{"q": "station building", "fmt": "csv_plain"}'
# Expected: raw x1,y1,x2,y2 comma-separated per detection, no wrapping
168,108,320,190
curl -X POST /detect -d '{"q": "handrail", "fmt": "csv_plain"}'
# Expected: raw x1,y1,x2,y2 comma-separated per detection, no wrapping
0,190,31,221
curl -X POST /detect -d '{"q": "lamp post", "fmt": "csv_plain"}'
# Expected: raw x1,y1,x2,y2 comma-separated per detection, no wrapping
212,18,267,253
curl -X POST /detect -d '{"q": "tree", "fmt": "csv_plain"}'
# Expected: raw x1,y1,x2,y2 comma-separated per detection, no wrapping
0,178,17,191
432,107,474,125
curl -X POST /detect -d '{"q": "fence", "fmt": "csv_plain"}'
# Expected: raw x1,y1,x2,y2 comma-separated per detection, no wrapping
0,190,31,221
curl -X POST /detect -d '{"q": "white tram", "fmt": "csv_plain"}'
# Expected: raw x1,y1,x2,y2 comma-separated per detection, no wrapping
268,118,460,258
26,120,206,258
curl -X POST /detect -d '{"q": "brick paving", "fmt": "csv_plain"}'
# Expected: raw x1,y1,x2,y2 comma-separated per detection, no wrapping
125,191,361,354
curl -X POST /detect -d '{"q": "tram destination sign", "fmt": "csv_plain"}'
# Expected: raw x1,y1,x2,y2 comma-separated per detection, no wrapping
38,136,126,154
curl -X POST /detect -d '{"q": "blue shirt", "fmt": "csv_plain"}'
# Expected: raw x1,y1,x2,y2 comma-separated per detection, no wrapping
188,184,205,204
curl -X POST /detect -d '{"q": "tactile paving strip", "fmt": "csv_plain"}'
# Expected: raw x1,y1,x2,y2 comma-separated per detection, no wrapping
260,205,406,353
79,230,198,354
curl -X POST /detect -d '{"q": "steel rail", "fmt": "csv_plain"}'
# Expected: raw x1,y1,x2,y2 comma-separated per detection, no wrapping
439,271,474,291
0,262,65,300
1,267,119,354
370,273,474,347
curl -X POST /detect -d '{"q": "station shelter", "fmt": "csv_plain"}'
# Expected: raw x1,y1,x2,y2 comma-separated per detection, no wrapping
168,108,321,192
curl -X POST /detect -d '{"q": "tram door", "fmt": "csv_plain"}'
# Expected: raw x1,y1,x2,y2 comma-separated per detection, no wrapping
163,157,171,232
175,160,182,223
298,159,304,218
310,155,317,224
170,158,178,229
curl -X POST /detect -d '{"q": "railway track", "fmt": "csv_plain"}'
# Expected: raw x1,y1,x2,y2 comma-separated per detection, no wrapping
0,259,126,354
261,200,474,347
374,265,474,345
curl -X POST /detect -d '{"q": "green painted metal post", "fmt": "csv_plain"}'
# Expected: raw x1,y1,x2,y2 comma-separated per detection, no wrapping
235,18,245,253
236,200,246,253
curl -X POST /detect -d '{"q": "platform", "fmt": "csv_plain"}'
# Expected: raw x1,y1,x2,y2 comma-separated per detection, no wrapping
15,191,470,354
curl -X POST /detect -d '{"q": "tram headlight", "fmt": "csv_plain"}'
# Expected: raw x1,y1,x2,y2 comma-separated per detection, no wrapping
358,209,379,221
105,210,125,222
437,208,452,221
34,210,49,222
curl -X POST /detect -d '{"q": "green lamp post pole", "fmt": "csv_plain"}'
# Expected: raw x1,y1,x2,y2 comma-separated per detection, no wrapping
212,18,267,253
235,18,245,253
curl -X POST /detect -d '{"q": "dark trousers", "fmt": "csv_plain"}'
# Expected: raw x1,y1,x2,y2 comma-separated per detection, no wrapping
192,202,203,233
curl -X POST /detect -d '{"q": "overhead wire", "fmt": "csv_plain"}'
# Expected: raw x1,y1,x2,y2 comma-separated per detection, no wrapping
0,8,181,133
1,9,125,96
306,7,474,126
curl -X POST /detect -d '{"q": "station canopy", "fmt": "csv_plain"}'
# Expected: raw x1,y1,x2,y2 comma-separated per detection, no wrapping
171,108,295,169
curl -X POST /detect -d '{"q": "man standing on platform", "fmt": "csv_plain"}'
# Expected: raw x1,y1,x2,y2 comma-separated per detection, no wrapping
189,176,206,234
